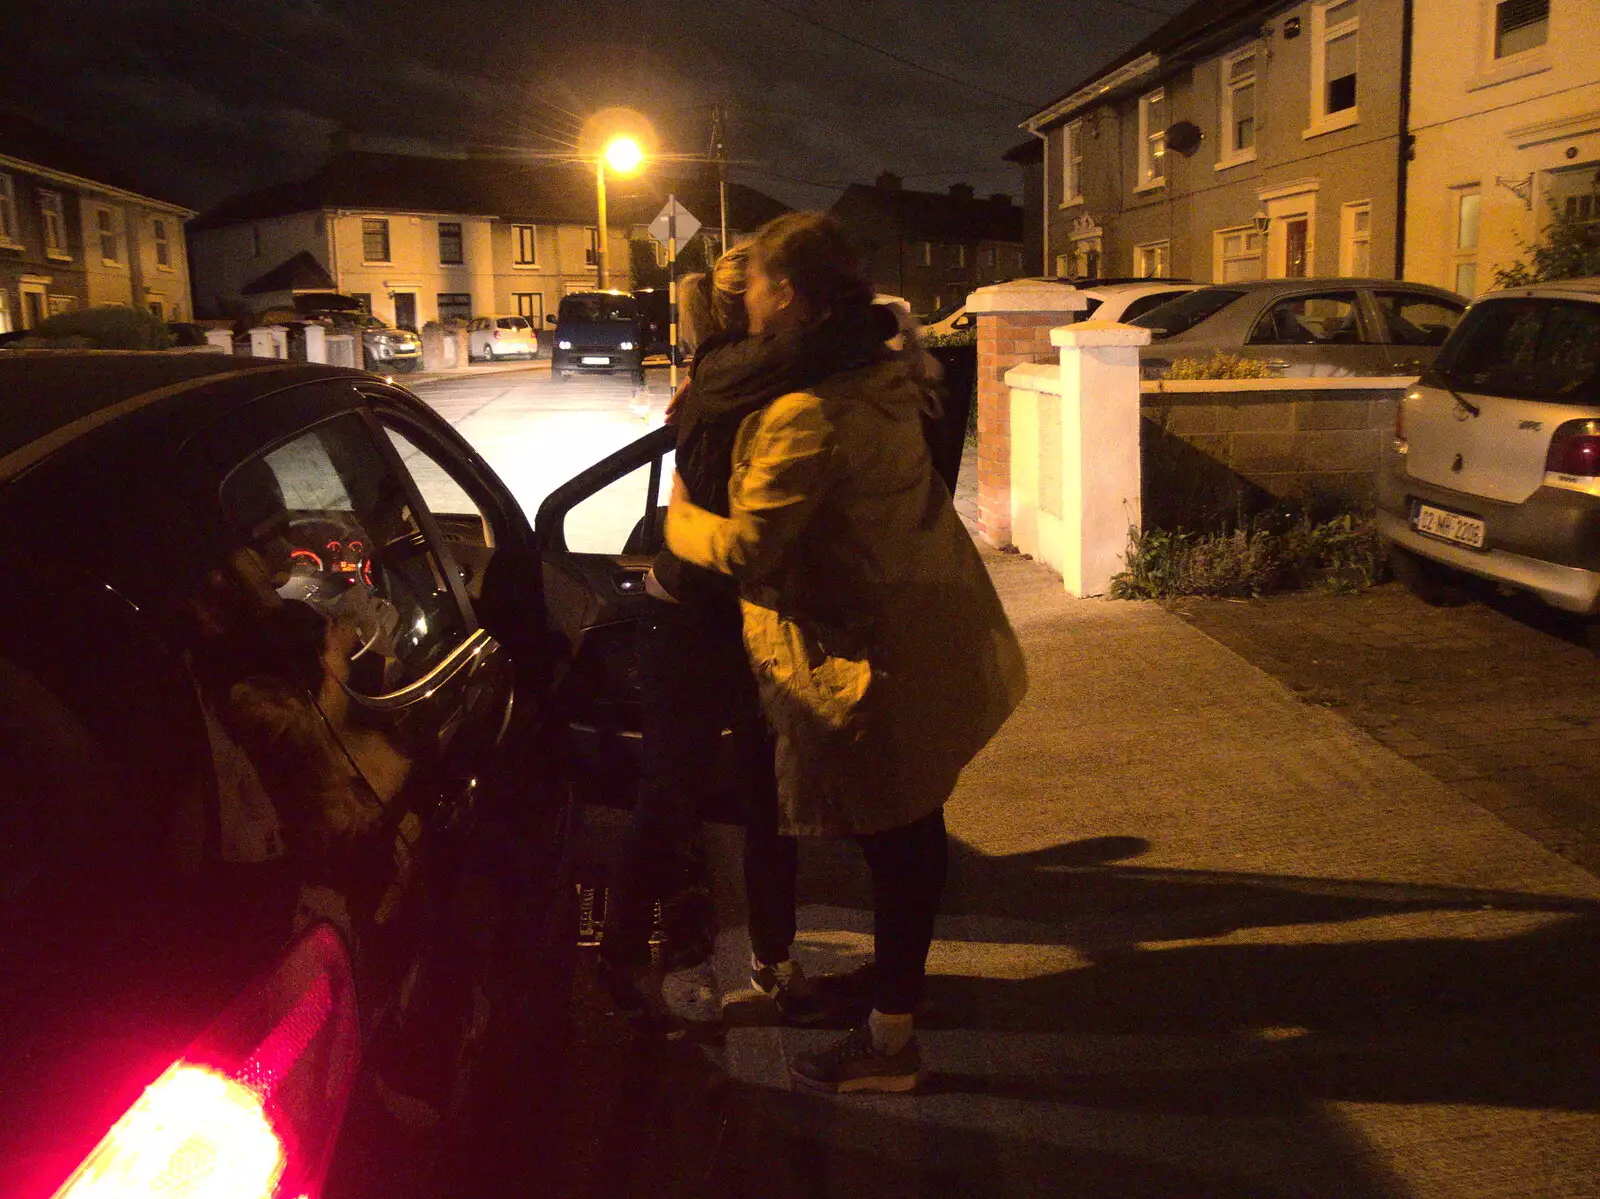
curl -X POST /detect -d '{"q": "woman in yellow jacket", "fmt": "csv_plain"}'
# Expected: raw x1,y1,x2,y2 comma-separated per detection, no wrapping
666,213,1026,1092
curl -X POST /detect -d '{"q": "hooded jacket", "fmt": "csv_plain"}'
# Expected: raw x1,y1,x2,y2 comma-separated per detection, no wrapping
665,356,1027,837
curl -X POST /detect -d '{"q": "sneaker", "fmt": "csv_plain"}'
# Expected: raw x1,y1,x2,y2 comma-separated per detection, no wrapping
789,1024,922,1094
752,957,832,1026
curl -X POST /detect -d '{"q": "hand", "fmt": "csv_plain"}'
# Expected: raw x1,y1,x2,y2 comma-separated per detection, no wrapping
664,378,692,425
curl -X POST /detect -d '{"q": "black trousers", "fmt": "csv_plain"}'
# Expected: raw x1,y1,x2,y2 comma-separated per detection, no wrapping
856,807,949,1015
602,600,798,970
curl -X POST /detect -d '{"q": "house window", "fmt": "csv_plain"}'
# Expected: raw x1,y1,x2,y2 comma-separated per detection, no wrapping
1494,0,1548,58
1340,201,1372,275
48,295,75,316
1310,1,1360,131
436,293,472,323
1550,165,1600,224
1138,89,1166,189
438,221,464,265
513,292,544,326
96,209,119,263
153,218,171,268
362,218,391,263
149,299,164,320
348,292,372,315
1453,189,1481,296
0,174,17,245
251,224,262,257
1135,241,1169,279
1062,120,1084,205
919,241,933,267
950,244,968,268
983,247,997,270
1054,252,1072,278
1215,226,1265,282
1219,49,1257,166
1071,236,1102,280
40,191,67,257
585,227,599,266
512,223,537,266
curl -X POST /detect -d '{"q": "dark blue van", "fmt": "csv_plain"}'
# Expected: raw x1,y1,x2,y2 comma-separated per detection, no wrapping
547,291,645,385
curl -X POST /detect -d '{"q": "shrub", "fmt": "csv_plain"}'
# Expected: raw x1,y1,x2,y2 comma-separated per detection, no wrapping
18,305,173,350
1109,511,1388,599
1161,351,1278,380
923,327,976,348
1494,202,1600,288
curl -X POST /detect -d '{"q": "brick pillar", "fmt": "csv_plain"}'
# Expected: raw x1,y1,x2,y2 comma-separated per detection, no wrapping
966,282,1088,549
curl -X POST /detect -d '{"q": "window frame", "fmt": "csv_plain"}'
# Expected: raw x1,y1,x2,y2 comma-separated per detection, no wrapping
584,226,599,267
437,220,464,266
435,292,473,324
1306,0,1360,139
1061,120,1085,207
39,190,68,259
1217,47,1259,170
96,208,120,265
1339,200,1373,276
1134,240,1170,279
511,223,538,267
0,174,18,247
1137,88,1167,192
361,217,391,265
1213,225,1265,283
1493,0,1549,60
950,244,968,269
1453,187,1482,297
1247,290,1365,346
153,217,171,269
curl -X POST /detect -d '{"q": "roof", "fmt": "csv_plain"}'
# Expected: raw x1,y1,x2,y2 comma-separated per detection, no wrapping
0,107,192,213
242,250,337,295
1023,0,1283,131
191,150,790,235
0,353,303,468
1489,277,1600,299
831,183,1024,244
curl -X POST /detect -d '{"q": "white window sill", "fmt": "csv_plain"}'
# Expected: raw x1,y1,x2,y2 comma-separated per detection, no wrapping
1132,179,1166,195
1303,110,1359,139
363,260,392,267
101,259,121,268
1058,196,1084,210
0,239,22,251
45,249,72,262
512,262,540,270
1467,53,1550,92
156,263,173,273
1215,150,1258,172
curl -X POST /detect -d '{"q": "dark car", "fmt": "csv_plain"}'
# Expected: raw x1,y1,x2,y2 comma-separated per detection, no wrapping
0,352,667,1199
1130,278,1468,378
547,291,646,385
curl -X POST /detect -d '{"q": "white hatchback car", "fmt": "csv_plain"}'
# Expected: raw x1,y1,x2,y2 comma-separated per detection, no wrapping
923,280,1201,338
468,315,538,361
1378,278,1600,637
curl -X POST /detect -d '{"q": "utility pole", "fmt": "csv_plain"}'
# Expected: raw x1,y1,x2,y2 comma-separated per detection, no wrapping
668,193,679,392
712,106,728,257
595,160,610,291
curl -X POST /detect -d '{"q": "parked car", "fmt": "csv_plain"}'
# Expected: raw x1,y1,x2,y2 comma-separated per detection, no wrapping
468,314,538,362
1129,278,1468,378
1377,278,1600,642
916,280,1201,340
0,352,689,1199
546,291,645,385
283,299,424,373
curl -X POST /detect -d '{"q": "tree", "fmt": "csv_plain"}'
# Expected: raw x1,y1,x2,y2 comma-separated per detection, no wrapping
1493,201,1600,289
629,238,668,290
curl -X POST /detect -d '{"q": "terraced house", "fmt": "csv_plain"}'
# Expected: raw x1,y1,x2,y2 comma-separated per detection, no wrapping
1021,0,1405,286
0,110,195,332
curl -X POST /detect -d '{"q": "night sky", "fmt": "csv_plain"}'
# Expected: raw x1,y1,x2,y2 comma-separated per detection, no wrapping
3,0,1190,214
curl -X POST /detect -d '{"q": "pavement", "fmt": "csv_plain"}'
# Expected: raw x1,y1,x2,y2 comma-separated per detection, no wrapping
563,543,1600,1199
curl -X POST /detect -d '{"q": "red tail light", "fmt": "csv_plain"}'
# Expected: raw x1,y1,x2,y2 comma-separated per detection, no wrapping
492,328,501,339
1545,420,1600,477
52,924,359,1199
1394,392,1411,453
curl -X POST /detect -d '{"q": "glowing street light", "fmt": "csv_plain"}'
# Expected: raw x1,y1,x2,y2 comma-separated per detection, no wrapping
593,132,646,291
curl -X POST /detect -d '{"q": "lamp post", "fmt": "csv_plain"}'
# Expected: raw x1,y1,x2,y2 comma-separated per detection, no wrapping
595,135,643,291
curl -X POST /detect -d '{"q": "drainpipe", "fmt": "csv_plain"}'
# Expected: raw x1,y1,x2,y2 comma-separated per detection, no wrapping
1395,0,1414,279
1032,127,1050,273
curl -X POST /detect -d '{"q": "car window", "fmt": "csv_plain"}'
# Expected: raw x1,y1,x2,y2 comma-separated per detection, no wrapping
1432,298,1600,402
1373,292,1464,346
561,450,676,554
1117,291,1189,323
383,424,497,598
558,295,639,323
222,414,469,697
498,318,526,330
1129,288,1244,337
1248,293,1363,345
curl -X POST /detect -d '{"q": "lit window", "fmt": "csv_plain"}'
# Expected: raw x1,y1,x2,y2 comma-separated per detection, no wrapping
97,209,119,263
512,223,537,266
1138,89,1167,187
1341,201,1372,275
1062,120,1084,204
585,227,599,267
362,218,390,263
40,191,68,256
1494,0,1548,58
1220,50,1257,165
1135,241,1169,279
438,221,463,265
920,241,933,267
1309,1,1360,133
0,174,17,245
153,218,171,267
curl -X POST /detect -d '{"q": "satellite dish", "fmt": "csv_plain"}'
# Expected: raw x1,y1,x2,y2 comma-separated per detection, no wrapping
1166,120,1203,154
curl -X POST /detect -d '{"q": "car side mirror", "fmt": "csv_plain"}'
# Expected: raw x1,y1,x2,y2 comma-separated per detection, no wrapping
545,314,557,324
952,313,974,330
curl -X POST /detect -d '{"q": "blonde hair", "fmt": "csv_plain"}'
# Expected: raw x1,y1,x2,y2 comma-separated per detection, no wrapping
677,244,751,348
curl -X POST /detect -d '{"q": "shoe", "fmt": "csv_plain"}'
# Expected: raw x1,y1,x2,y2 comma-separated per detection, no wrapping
788,1024,922,1094
596,958,682,1040
752,957,831,1026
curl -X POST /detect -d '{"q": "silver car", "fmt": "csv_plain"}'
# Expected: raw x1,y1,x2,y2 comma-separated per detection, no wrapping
1378,278,1600,639
1130,278,1467,378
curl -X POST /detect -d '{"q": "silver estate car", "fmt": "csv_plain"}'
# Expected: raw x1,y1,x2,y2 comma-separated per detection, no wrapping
1130,278,1467,378
1378,278,1600,638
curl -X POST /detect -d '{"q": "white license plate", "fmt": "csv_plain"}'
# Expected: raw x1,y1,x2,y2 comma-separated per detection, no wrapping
1414,503,1486,549
580,356,611,366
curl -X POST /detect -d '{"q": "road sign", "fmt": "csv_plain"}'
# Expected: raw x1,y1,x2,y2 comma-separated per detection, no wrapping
648,198,701,248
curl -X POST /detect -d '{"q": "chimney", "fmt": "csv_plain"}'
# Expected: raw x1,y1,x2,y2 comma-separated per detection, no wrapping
948,182,975,203
989,192,1012,206
875,171,903,190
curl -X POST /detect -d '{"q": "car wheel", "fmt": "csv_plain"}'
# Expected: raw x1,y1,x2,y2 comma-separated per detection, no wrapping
482,343,495,362
1388,545,1471,607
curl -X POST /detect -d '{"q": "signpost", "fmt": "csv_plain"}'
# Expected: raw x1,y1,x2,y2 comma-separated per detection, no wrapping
649,197,701,392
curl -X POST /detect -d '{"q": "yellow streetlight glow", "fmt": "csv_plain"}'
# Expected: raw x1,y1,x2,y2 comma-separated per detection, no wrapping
603,136,644,176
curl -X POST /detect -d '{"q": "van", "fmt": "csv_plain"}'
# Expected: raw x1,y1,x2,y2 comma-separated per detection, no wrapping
547,291,645,385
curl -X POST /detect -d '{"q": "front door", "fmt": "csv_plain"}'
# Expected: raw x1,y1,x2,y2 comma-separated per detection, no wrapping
21,285,45,329
1284,218,1309,278
393,292,418,332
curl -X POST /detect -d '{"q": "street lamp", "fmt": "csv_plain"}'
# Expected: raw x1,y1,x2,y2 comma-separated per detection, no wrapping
595,135,644,290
